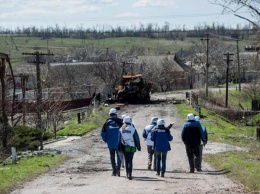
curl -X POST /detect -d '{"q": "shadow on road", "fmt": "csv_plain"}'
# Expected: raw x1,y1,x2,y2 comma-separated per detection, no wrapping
201,168,231,175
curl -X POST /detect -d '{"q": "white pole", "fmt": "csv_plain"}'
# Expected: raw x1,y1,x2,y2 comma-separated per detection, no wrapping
11,147,17,164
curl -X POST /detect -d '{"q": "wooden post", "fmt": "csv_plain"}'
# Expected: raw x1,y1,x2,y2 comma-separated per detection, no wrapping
257,128,260,141
77,113,81,124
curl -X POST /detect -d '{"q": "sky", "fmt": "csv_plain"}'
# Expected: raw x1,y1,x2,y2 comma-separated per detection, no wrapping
0,0,253,30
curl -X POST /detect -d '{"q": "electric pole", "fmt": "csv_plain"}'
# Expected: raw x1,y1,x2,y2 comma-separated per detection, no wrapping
21,74,29,126
224,52,234,108
190,61,193,89
22,51,54,150
236,39,241,92
201,33,210,98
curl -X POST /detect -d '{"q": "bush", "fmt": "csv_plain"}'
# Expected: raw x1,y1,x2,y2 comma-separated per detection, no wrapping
8,126,41,151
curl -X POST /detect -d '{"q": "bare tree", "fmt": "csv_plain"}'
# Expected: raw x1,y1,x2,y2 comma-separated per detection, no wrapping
140,56,181,92
210,0,260,29
242,78,260,100
187,38,236,86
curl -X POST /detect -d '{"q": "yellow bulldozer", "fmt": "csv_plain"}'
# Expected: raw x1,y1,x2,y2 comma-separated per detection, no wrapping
114,74,152,103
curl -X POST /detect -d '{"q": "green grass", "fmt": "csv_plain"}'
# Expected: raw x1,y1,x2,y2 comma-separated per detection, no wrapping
1,35,252,65
57,107,109,137
210,89,251,110
205,150,260,192
176,103,256,146
0,154,66,194
0,36,194,65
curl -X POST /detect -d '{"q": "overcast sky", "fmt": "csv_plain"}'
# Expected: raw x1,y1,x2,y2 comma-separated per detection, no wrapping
0,0,253,30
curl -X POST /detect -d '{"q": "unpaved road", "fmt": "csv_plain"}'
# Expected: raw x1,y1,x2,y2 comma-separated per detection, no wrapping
11,93,246,194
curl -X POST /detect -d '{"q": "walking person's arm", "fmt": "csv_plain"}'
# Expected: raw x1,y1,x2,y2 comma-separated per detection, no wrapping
133,129,141,151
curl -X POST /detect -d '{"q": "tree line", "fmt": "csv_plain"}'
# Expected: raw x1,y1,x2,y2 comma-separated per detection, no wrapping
0,22,257,40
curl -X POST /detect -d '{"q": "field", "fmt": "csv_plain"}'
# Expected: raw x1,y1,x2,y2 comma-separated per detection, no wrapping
0,34,254,66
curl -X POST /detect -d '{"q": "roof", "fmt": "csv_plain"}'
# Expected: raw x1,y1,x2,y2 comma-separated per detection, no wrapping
135,55,191,72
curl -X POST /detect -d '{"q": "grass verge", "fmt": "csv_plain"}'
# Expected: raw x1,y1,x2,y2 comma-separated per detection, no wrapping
57,106,109,137
205,150,260,192
0,106,109,193
0,154,67,194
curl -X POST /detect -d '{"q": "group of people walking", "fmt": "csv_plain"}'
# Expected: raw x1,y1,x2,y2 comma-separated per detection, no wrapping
101,108,208,180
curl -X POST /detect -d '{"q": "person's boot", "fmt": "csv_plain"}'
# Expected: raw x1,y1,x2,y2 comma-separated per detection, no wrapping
189,168,195,173
148,163,151,170
116,166,120,177
128,173,132,180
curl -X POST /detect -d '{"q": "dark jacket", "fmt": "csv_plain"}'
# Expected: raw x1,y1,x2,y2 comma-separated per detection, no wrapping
181,120,205,146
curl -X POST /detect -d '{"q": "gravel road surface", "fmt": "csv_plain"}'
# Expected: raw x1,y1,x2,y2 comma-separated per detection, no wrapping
11,93,246,194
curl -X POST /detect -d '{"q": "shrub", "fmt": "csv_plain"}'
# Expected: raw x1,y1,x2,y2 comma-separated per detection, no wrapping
8,126,41,151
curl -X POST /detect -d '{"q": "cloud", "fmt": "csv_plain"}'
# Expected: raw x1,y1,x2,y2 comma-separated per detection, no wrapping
0,0,102,20
132,0,178,7
90,0,115,4
115,12,141,18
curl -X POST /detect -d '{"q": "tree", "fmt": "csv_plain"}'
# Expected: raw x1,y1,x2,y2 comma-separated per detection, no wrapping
140,56,181,92
211,0,260,29
186,38,236,86
242,78,260,100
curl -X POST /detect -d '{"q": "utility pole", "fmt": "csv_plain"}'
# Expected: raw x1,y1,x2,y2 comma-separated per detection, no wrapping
22,51,54,150
201,33,210,98
224,52,234,108
190,61,193,89
21,74,29,126
0,54,8,148
236,39,241,92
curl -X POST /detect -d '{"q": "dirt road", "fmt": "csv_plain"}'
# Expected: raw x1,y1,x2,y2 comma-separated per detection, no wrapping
11,100,245,194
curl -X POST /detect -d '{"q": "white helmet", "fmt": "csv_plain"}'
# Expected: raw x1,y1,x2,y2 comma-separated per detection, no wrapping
195,116,200,122
109,108,118,115
151,117,158,124
121,114,127,119
157,119,165,126
123,116,132,124
187,113,195,121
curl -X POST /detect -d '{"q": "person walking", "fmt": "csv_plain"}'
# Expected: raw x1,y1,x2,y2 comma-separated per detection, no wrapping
142,117,158,170
181,113,206,173
101,108,123,176
151,119,174,177
195,115,208,171
119,116,141,180
119,114,128,169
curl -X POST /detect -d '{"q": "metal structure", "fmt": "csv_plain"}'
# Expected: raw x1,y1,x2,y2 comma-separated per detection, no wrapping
115,74,152,103
0,53,15,148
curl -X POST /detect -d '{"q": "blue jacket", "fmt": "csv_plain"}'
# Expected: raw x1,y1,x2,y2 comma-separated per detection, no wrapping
201,124,208,144
181,120,205,146
100,117,123,149
151,125,173,152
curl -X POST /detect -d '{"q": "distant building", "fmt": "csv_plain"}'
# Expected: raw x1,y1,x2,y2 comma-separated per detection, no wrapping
135,54,193,90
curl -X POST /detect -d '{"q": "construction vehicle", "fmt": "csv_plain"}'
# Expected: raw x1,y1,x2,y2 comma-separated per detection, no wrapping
114,74,152,103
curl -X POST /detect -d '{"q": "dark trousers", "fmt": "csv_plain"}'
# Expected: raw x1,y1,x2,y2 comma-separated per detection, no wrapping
124,152,134,176
155,151,167,175
197,145,203,170
109,148,121,175
147,146,156,169
184,144,201,171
